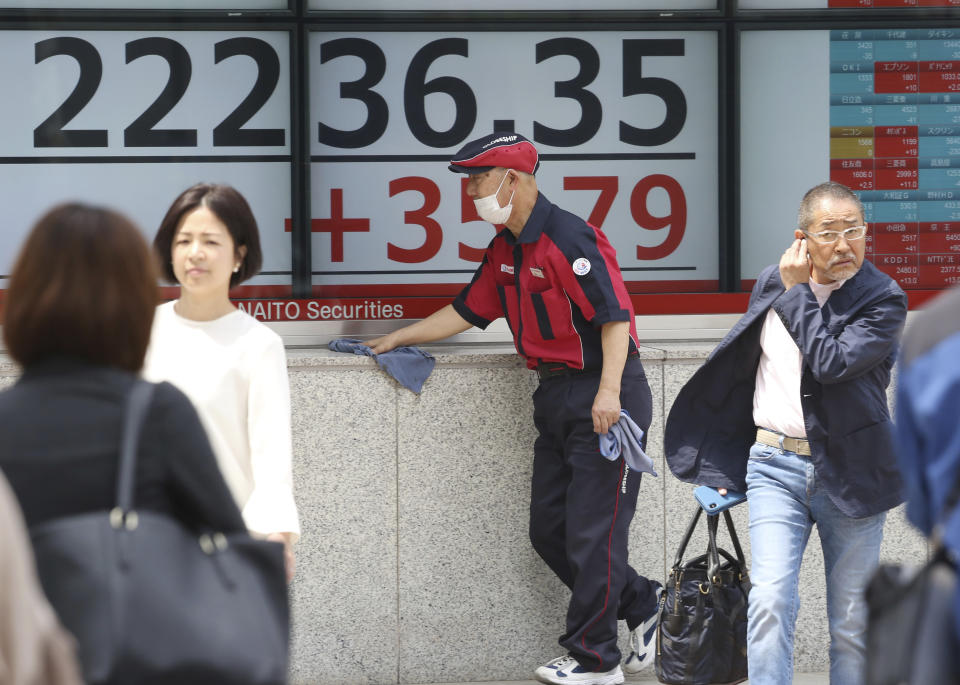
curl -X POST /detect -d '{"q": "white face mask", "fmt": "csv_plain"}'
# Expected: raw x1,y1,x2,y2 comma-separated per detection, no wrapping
473,170,514,224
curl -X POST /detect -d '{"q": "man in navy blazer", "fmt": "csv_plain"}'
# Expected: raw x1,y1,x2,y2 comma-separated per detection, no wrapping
665,181,907,685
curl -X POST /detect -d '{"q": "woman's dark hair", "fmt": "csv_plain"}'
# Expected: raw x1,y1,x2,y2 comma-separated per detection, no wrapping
153,183,263,288
2,203,158,372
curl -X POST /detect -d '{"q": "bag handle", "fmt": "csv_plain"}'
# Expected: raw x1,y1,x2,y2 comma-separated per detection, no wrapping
707,509,749,582
113,379,155,521
683,547,744,573
707,513,721,581
722,509,747,567
672,505,703,569
673,493,750,582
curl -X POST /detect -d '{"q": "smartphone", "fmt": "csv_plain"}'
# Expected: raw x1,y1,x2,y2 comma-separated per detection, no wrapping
694,485,746,514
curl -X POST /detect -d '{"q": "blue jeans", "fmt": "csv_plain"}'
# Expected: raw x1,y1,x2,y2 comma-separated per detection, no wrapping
745,442,885,685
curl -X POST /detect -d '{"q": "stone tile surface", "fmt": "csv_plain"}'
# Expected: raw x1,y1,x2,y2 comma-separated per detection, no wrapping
0,339,931,684
287,365,400,685
395,365,555,684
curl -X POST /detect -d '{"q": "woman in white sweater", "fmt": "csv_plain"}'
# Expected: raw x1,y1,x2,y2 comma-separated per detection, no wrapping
143,183,300,581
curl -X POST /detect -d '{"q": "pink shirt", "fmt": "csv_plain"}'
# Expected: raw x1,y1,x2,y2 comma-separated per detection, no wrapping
752,277,847,438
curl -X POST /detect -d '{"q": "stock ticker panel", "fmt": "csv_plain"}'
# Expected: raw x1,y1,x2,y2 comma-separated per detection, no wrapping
830,29,960,290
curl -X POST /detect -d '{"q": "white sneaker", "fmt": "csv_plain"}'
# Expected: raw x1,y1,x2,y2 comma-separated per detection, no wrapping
534,655,625,685
622,585,663,674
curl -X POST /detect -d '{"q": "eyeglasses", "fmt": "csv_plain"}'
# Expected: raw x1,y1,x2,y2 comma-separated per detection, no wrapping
803,225,867,244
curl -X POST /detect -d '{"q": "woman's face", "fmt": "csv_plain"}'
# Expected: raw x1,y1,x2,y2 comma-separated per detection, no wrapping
171,206,244,297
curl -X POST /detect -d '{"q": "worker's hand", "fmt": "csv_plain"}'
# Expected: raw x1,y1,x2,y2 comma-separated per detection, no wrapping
592,386,621,434
367,332,401,355
779,237,811,291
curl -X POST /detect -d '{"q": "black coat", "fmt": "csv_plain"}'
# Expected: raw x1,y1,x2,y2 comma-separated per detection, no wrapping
665,260,907,518
0,358,245,533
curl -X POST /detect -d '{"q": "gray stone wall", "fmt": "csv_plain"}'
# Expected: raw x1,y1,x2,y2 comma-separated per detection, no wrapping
284,344,927,684
0,345,928,685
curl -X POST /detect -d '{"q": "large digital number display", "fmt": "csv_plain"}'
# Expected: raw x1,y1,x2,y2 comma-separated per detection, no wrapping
308,30,719,319
0,29,292,291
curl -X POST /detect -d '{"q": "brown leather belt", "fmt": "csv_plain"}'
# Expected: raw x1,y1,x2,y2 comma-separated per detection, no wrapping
756,428,812,456
536,350,639,381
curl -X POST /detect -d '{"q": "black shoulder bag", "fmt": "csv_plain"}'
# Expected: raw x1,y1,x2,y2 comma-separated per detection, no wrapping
29,380,290,685
864,472,960,684
655,506,750,685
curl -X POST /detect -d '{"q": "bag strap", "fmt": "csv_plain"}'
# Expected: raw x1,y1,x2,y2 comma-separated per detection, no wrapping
114,379,155,515
707,510,747,583
672,505,703,569
673,503,749,573
723,509,747,567
706,514,728,583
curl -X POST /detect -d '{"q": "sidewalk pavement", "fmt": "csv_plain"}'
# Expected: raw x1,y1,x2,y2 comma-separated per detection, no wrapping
420,675,830,685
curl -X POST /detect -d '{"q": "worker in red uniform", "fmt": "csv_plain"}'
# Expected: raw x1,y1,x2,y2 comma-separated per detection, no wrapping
368,132,661,685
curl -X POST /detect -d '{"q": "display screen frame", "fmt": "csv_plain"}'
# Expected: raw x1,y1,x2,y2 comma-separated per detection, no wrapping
0,4,957,332
0,20,305,300
306,1,721,13
0,1,295,18
303,21,731,320
736,1,960,11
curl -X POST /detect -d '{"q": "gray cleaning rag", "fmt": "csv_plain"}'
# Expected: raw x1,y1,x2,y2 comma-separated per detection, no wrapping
328,338,436,393
598,410,658,476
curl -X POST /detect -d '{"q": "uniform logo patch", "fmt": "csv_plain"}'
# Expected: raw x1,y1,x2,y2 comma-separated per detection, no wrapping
500,264,515,275
572,258,591,276
529,267,545,279
484,135,518,148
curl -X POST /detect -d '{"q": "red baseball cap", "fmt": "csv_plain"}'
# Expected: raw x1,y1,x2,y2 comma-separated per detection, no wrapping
448,132,540,175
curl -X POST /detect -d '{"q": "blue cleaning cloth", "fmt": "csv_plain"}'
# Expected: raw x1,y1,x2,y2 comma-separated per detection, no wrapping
598,410,658,476
328,338,436,394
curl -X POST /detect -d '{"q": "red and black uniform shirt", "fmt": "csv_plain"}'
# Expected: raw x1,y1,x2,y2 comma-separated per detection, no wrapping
453,192,639,371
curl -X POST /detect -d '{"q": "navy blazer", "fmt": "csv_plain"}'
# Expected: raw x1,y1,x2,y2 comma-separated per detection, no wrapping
664,260,908,518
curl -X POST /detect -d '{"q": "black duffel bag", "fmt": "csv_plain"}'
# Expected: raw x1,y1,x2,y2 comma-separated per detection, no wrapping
656,506,750,685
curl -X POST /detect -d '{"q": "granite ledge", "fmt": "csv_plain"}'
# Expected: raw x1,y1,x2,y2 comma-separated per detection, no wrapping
0,341,716,375
641,341,716,361
288,342,686,371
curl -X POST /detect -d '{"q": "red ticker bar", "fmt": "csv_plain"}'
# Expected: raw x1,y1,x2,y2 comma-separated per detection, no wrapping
874,63,920,94
831,167,875,190
876,168,919,189
830,159,871,169
876,158,918,170
919,222,960,252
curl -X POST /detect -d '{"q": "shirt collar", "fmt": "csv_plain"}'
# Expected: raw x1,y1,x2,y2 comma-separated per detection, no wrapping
808,275,849,295
502,192,551,245
808,275,849,307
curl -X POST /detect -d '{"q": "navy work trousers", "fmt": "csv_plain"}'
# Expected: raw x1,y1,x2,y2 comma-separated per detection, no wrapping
529,357,659,672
